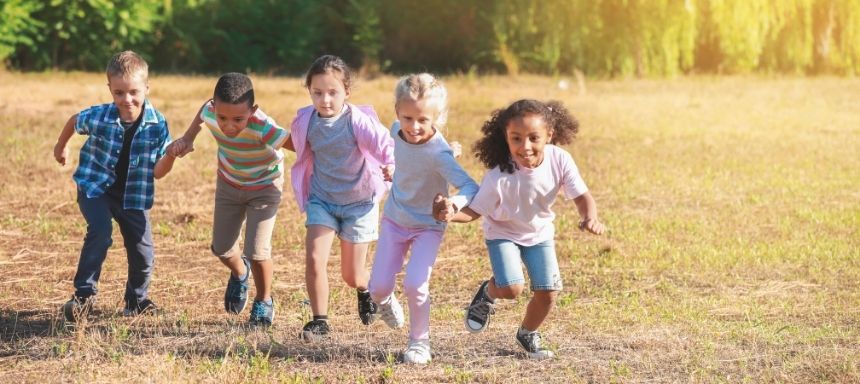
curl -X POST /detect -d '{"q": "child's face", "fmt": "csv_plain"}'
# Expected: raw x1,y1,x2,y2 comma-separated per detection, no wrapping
309,70,350,118
395,98,438,145
108,73,148,122
212,99,257,138
505,114,553,169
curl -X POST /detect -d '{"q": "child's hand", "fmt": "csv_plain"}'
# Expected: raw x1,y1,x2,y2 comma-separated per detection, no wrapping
578,218,605,235
381,164,395,182
168,137,194,158
450,141,462,158
53,143,68,166
433,194,456,222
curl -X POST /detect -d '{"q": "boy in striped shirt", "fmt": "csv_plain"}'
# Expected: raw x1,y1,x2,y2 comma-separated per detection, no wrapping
168,73,290,326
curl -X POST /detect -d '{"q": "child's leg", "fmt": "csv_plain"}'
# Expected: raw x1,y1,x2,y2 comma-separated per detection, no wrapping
74,191,115,299
212,178,247,278
485,239,527,300
368,218,409,303
340,240,370,290
402,228,444,340
521,290,559,331
113,206,154,306
242,182,282,301
519,240,562,331
306,225,336,316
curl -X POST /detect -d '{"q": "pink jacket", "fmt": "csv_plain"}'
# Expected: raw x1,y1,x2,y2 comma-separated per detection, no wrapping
289,104,395,212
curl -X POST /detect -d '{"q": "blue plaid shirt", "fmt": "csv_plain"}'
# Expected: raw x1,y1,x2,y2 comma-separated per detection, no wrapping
73,101,170,210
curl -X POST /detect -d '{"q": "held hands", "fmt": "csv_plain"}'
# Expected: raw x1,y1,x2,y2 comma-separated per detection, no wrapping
578,217,606,235
53,143,68,166
167,137,195,158
432,193,457,222
381,164,395,182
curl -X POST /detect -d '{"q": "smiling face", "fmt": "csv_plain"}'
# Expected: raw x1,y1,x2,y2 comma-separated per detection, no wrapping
505,113,553,169
309,70,350,118
108,73,148,122
212,98,257,137
396,98,439,145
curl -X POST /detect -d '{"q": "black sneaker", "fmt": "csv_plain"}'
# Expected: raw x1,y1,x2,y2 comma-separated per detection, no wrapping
62,295,93,322
357,289,378,325
123,298,160,317
301,319,331,341
464,280,495,333
248,299,275,327
516,329,555,360
224,257,251,314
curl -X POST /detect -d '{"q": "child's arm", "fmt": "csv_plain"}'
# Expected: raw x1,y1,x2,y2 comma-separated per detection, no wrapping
153,152,177,179
168,103,207,157
433,194,481,223
53,114,77,166
573,191,605,235
282,134,295,152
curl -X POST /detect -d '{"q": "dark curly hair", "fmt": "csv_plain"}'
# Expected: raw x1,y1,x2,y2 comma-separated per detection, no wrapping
473,99,579,174
213,72,254,107
304,54,353,91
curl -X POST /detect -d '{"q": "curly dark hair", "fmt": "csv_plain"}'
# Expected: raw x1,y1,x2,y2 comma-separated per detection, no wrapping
213,72,254,106
304,54,353,91
473,99,579,173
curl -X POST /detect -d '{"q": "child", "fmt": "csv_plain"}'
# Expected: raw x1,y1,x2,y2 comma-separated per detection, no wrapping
167,73,290,326
434,99,605,359
286,55,395,340
368,73,478,364
53,51,175,321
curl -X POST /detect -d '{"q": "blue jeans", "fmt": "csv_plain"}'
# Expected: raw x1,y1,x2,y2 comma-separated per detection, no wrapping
75,189,154,306
486,239,563,291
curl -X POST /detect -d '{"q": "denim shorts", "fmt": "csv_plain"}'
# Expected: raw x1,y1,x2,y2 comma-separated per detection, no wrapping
305,194,379,243
486,239,563,291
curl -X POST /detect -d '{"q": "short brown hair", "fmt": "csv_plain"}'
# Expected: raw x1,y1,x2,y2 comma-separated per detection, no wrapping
106,50,149,81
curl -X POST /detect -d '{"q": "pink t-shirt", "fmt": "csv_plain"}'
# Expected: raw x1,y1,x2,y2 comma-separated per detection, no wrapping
468,145,589,246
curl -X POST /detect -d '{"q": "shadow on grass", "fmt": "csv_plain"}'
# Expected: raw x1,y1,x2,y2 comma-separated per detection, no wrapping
0,308,58,344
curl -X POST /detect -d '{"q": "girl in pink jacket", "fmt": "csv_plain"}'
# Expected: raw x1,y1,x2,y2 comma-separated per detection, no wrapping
285,55,394,341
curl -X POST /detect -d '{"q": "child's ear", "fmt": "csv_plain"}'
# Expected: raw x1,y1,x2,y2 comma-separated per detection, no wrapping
251,104,259,114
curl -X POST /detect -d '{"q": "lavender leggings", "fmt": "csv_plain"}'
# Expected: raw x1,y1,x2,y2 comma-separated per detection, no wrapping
369,217,444,340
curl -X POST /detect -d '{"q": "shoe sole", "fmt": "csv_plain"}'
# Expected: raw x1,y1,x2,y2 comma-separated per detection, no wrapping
300,330,329,342
464,311,489,333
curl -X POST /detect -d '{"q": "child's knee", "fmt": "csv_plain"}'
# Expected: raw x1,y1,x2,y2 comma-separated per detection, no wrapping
403,277,427,298
211,244,241,260
534,290,559,305
495,284,524,299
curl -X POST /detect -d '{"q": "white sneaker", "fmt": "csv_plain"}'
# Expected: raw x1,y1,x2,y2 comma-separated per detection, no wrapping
377,294,405,329
402,339,431,364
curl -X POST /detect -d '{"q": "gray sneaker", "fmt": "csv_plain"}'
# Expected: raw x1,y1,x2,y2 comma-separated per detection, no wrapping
224,257,251,314
62,295,93,322
516,329,555,360
248,299,275,326
377,294,405,329
464,280,495,333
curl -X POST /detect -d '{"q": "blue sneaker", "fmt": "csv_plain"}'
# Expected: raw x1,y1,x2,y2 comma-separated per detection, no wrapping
249,298,275,326
224,257,250,314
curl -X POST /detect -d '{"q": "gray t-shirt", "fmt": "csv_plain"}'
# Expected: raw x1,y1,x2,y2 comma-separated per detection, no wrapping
307,107,373,204
384,121,478,229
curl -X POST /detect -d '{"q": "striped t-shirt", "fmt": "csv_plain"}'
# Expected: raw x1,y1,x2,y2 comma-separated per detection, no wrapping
200,100,290,189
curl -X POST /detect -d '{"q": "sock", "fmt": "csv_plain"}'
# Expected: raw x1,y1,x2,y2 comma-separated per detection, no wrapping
517,326,535,337
313,315,328,322
483,282,495,302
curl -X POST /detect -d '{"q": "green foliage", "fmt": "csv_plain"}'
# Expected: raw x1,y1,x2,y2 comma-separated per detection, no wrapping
1,0,859,75
0,0,43,64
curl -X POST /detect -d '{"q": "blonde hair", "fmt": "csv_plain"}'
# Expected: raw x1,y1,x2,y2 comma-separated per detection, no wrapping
394,73,448,127
105,50,149,82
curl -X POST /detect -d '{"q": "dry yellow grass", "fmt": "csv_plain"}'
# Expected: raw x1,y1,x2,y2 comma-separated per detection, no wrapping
0,71,858,383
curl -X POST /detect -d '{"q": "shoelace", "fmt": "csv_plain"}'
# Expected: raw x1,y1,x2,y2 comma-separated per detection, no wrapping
467,298,495,319
521,332,542,352
406,341,429,355
227,281,247,298
251,302,269,320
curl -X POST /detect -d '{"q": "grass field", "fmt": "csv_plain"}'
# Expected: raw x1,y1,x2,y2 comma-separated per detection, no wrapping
0,71,858,383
